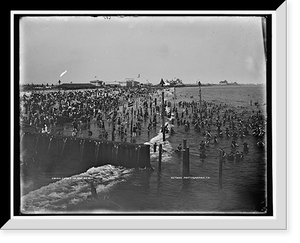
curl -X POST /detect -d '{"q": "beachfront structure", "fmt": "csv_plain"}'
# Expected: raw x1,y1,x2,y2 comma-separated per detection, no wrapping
219,80,239,85
57,78,140,89
125,78,140,87
219,80,228,85
90,79,104,87
58,83,96,90
105,81,121,87
119,81,127,87
126,80,140,87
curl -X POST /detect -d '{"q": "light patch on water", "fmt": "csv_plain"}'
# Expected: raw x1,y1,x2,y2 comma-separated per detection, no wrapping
145,122,174,162
21,165,133,214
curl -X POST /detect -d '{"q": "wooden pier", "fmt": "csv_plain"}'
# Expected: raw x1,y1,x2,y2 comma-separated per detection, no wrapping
20,132,151,174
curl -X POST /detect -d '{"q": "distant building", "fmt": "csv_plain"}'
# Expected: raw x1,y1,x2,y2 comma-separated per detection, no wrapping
125,78,140,87
105,81,121,87
90,79,104,87
119,81,127,87
219,80,228,85
58,83,96,90
126,80,140,87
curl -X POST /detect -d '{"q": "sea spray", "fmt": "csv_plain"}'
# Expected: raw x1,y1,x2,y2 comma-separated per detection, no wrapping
21,164,133,213
145,122,174,163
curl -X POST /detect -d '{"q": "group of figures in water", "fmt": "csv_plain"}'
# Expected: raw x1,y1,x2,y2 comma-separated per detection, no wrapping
162,98,266,162
20,86,266,164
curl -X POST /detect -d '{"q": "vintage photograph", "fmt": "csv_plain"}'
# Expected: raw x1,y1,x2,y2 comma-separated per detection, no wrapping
19,15,270,215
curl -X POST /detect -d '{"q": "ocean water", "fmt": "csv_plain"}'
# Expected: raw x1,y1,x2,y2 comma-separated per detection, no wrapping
20,85,268,214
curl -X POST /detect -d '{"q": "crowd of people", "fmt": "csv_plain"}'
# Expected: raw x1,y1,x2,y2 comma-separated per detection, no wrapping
173,98,266,161
20,85,266,161
20,87,155,137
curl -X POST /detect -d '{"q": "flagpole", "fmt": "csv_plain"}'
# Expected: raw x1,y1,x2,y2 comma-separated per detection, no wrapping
174,86,176,107
160,79,166,142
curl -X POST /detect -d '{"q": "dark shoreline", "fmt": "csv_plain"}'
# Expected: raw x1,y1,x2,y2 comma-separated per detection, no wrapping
20,83,264,92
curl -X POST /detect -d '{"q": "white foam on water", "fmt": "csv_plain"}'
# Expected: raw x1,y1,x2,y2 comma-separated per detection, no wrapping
165,106,171,113
145,122,174,163
21,164,133,214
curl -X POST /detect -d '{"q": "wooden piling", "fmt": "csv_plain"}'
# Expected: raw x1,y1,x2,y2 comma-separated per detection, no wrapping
112,125,115,141
182,147,189,177
34,134,40,154
60,137,68,158
182,148,186,177
153,142,157,153
183,138,187,150
95,141,100,166
199,83,202,122
186,147,190,174
108,142,113,165
46,136,53,156
102,142,108,164
79,139,85,164
96,141,104,166
158,144,162,171
48,136,63,163
21,132,36,153
122,144,128,167
128,144,134,168
136,146,141,169
219,150,223,190
115,144,119,166
22,132,152,171
81,139,96,169
145,145,151,169
162,91,165,141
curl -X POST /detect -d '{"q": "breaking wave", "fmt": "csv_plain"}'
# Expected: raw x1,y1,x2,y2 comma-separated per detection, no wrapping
144,122,174,163
21,165,133,213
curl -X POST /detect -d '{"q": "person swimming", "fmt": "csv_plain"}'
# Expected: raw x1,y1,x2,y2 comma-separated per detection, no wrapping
72,128,78,137
176,143,183,152
257,140,265,148
220,148,227,158
213,135,218,144
227,151,235,161
170,127,175,135
243,142,249,153
199,140,206,150
200,151,207,159
235,151,244,161
231,140,238,148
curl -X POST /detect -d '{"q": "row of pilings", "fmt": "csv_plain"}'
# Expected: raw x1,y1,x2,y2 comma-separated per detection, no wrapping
20,132,151,174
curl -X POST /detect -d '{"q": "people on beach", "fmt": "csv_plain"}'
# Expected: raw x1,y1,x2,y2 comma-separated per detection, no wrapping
20,85,266,164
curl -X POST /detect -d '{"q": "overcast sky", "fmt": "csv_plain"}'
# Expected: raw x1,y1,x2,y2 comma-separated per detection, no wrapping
20,16,266,85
